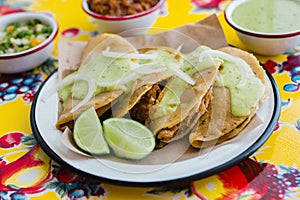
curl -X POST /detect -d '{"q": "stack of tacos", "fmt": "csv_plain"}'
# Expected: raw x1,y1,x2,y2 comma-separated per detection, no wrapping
189,47,267,148
56,33,267,150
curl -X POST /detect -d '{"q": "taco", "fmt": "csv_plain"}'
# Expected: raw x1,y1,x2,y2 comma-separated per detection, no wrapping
111,45,220,148
150,65,219,148
56,33,139,130
111,46,182,124
189,46,267,148
130,46,221,148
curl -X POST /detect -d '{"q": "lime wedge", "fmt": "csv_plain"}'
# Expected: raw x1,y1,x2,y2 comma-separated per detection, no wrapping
103,118,155,160
73,107,110,155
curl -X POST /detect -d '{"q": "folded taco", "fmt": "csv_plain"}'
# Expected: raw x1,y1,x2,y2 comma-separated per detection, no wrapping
111,45,221,148
56,33,139,130
189,46,267,148
111,46,182,124
142,46,221,148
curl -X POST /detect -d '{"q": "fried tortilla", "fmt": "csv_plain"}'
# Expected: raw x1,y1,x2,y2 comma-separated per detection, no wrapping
111,46,182,123
150,65,219,148
111,71,170,122
189,47,267,148
110,45,220,148
56,33,138,130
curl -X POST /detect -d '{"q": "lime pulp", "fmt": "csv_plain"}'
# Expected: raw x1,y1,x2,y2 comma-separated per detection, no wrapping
103,118,155,160
73,107,110,155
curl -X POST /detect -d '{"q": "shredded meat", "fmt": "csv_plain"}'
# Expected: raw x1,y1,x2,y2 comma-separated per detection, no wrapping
156,88,213,148
87,0,159,16
129,84,161,125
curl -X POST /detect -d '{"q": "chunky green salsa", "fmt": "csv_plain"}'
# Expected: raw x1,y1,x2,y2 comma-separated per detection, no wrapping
0,19,52,55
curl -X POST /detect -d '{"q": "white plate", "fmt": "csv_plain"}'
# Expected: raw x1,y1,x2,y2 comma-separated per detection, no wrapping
30,69,280,186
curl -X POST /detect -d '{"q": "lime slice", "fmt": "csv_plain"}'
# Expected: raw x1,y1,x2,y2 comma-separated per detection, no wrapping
73,107,110,155
103,118,155,160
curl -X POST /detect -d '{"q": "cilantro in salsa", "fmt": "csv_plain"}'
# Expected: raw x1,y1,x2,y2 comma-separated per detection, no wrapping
0,19,53,55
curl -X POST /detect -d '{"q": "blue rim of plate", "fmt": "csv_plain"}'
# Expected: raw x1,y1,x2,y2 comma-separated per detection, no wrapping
30,67,281,187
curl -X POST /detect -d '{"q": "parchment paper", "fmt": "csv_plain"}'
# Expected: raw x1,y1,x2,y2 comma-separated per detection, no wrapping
58,14,227,80
57,14,263,164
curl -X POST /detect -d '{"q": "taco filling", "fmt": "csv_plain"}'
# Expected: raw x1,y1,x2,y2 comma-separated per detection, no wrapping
189,46,267,148
126,46,221,148
56,33,267,153
56,34,143,130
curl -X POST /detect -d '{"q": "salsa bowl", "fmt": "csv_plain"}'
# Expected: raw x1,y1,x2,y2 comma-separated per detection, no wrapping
224,0,300,56
82,0,166,36
0,12,58,74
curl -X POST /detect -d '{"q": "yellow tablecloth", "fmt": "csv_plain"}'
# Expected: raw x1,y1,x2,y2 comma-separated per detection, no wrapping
1,0,300,199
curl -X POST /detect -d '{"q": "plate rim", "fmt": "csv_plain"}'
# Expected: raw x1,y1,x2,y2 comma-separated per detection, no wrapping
30,68,281,187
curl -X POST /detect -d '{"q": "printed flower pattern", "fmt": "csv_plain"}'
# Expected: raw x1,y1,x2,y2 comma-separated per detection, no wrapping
263,54,300,93
0,0,299,199
261,54,300,140
0,2,25,16
192,0,226,9
46,165,106,200
147,158,300,200
0,58,57,104
0,74,42,104
0,132,107,200
191,0,231,13
0,132,24,148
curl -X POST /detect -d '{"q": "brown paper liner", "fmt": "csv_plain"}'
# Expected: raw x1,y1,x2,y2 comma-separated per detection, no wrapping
57,14,263,164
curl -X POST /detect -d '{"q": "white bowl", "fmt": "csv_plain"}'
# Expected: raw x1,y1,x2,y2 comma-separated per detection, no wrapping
82,0,165,36
224,0,300,56
0,12,58,74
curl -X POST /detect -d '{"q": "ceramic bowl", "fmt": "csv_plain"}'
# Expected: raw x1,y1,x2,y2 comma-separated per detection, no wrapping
224,0,300,56
0,12,58,74
82,0,165,36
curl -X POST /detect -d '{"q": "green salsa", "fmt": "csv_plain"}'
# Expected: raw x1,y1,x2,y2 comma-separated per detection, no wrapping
58,54,134,104
59,45,265,118
150,46,219,119
232,0,300,33
214,59,265,117
72,55,132,99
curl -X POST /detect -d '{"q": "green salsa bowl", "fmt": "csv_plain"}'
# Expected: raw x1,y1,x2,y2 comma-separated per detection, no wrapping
224,0,300,56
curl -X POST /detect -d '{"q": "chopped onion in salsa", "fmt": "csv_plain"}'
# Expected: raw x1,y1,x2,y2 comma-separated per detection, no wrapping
0,19,52,55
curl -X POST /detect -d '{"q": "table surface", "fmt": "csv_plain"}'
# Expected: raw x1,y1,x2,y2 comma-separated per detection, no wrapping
1,0,300,199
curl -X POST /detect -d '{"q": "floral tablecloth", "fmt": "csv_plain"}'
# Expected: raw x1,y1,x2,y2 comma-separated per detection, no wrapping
1,0,300,199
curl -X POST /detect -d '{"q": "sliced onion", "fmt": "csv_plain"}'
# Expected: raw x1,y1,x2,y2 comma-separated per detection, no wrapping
167,63,195,85
45,73,96,113
69,74,96,113
42,73,74,101
56,73,78,90
102,47,157,60
42,73,95,110
97,71,137,87
129,61,139,70
175,43,184,54
199,50,249,88
168,62,181,69
133,63,167,74
198,50,211,62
